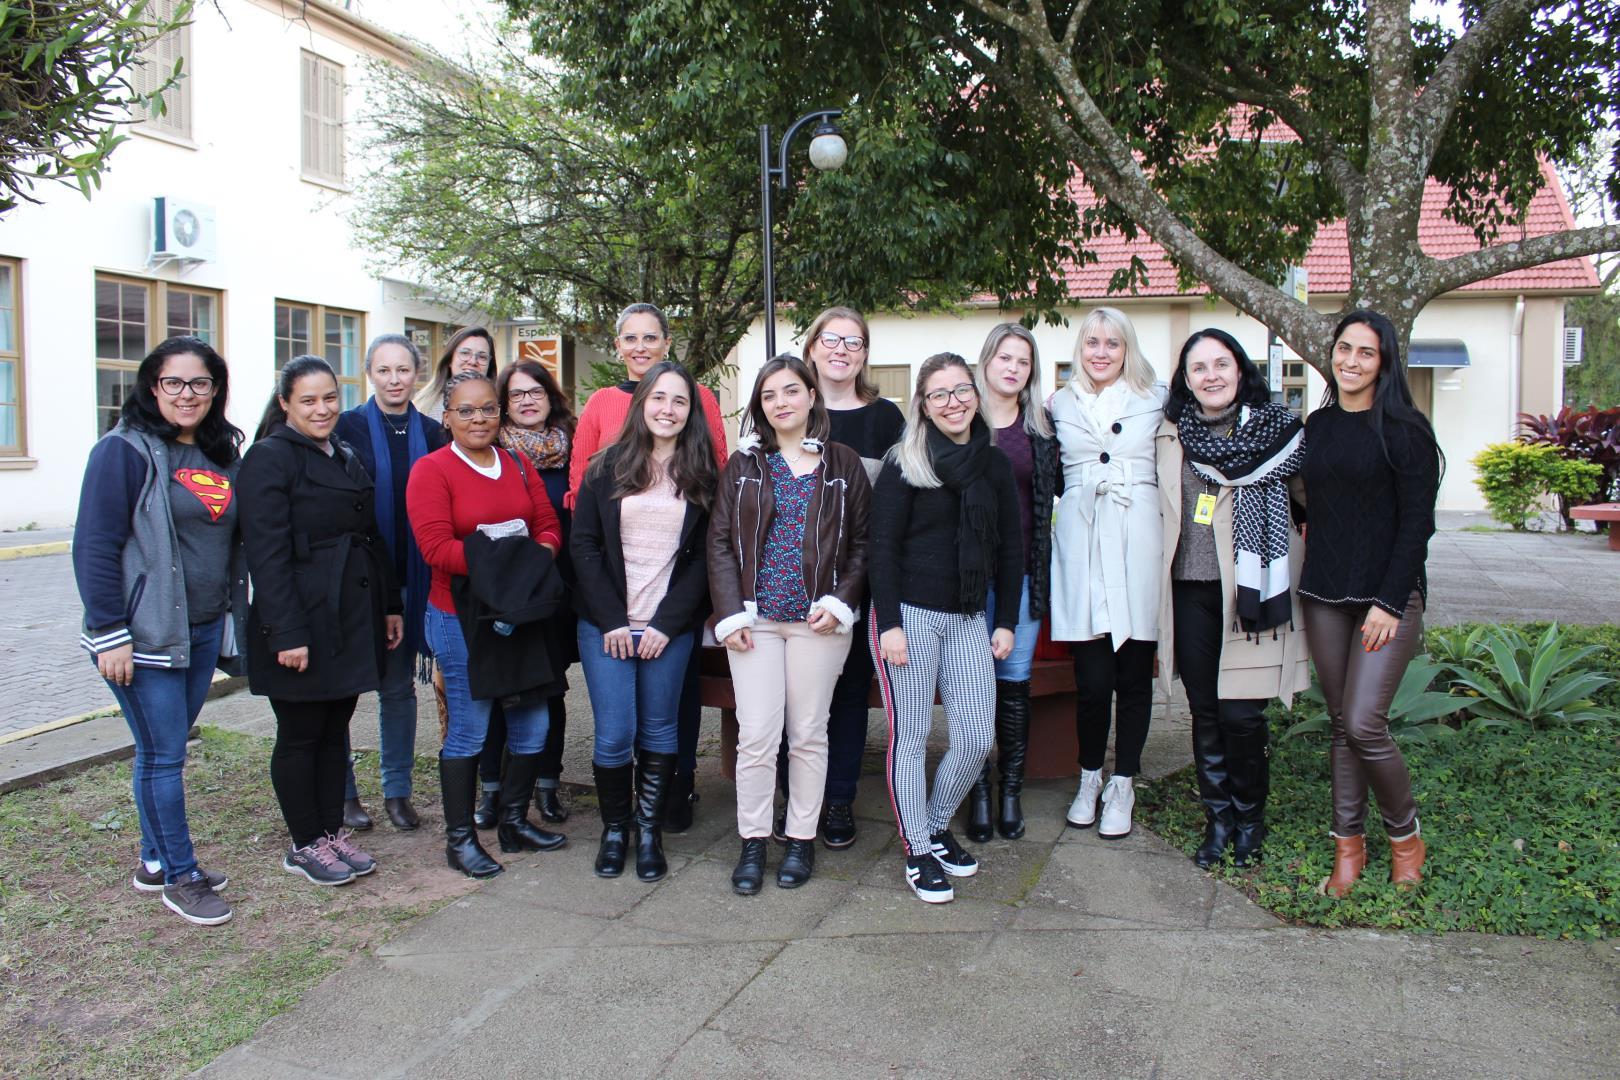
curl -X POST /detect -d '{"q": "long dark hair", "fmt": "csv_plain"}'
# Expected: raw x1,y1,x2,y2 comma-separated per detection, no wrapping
120,336,243,467
496,359,576,437
416,326,496,413
255,355,336,441
740,353,830,452
1167,328,1271,421
1319,310,1444,474
588,360,716,511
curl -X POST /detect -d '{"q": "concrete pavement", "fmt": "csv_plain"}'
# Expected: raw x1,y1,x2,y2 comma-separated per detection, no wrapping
198,775,1620,1079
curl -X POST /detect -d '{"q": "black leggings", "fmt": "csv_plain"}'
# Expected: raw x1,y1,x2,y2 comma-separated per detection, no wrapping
270,696,359,848
479,695,568,785
1071,638,1157,776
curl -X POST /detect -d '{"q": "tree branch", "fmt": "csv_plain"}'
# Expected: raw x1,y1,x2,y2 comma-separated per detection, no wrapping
1422,223,1620,296
1058,0,1092,52
954,8,1336,361
1413,0,1539,173
1160,53,1364,219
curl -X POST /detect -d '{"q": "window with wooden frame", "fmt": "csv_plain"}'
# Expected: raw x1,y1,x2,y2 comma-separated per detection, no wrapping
95,275,223,436
870,364,912,402
0,257,25,456
275,301,366,409
131,0,191,140
300,51,345,186
404,318,447,385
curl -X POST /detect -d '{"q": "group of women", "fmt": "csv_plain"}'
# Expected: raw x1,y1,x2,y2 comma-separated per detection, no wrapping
74,298,1440,924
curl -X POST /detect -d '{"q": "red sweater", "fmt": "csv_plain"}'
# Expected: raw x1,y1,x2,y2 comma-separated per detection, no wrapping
407,446,563,613
565,383,729,508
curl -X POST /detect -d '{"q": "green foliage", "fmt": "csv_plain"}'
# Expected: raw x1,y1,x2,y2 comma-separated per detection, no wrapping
1137,704,1620,939
0,0,190,215
1564,291,1620,410
1472,442,1603,529
1441,623,1616,730
1285,622,1618,746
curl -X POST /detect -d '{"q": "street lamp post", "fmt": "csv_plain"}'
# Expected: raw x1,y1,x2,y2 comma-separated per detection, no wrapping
759,110,847,358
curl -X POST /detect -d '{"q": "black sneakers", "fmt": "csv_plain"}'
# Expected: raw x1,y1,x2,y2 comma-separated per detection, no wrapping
162,870,233,926
929,829,979,877
905,854,955,904
133,863,227,894
820,802,856,849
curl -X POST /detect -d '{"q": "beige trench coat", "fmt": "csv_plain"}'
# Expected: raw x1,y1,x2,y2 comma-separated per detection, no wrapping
1153,418,1311,706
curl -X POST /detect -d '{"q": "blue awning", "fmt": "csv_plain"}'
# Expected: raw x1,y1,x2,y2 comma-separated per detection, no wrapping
1409,340,1470,368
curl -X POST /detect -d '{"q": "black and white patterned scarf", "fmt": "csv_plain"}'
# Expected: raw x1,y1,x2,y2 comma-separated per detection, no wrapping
1175,399,1306,633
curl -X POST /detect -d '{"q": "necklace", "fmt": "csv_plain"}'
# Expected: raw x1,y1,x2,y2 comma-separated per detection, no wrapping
382,410,410,435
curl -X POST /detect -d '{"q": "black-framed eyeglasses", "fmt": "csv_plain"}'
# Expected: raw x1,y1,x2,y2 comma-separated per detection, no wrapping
451,404,501,420
817,332,867,352
157,376,216,396
507,388,548,403
924,383,978,407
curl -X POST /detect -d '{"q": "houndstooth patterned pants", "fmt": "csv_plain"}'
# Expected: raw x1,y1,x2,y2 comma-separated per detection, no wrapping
871,603,996,857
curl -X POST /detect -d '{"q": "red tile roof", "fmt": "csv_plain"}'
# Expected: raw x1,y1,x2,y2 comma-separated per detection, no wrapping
1047,159,1599,301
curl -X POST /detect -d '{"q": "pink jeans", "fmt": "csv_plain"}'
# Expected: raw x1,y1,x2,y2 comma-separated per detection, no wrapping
728,620,852,840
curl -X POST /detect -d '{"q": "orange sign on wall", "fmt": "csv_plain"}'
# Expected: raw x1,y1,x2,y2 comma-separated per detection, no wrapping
516,329,563,383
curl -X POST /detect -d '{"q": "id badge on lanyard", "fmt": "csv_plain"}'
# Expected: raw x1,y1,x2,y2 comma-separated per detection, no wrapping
1193,491,1217,526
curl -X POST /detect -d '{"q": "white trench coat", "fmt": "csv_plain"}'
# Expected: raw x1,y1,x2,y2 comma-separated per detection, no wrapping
1049,379,1168,646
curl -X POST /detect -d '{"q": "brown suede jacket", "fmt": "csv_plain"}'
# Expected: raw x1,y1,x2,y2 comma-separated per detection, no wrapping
706,438,871,642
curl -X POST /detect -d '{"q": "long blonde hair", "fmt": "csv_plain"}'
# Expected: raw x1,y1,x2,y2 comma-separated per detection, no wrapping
1070,307,1155,395
888,352,973,490
974,322,1053,439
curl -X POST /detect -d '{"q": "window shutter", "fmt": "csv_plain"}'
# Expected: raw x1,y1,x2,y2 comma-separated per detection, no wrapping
301,52,345,183
133,0,189,137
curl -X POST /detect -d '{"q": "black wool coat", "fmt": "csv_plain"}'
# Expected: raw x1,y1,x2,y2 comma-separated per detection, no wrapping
238,425,401,702
1028,419,1060,620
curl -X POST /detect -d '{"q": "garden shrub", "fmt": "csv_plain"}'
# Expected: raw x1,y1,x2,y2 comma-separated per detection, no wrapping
1472,442,1604,529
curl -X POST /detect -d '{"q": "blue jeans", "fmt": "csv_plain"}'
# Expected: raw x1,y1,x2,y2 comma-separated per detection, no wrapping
104,615,224,884
985,575,1041,682
344,640,418,800
426,605,548,760
577,619,694,767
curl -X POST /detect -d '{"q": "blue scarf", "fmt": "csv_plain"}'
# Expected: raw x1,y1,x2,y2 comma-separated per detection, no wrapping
364,398,431,655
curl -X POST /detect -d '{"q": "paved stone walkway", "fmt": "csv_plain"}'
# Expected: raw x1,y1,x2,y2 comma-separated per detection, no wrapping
0,551,116,737
199,774,1619,1079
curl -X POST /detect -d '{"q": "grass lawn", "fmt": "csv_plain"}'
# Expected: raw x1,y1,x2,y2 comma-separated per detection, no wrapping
0,727,486,1078
1136,628,1620,940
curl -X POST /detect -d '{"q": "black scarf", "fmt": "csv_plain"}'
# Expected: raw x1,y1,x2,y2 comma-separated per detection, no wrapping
1174,397,1305,633
928,417,1000,613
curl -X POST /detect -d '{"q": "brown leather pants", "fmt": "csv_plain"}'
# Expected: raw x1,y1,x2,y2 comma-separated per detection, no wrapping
1301,593,1423,837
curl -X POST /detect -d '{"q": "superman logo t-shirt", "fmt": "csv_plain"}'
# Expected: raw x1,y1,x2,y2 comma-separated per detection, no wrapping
168,441,239,624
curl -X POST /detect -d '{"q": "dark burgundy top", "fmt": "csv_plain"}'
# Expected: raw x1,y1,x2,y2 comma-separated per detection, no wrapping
995,414,1035,569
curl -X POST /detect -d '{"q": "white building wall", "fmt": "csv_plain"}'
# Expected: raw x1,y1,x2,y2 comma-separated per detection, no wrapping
729,294,1547,512
0,0,487,529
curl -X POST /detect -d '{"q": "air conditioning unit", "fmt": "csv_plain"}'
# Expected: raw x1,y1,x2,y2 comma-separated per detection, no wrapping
1563,326,1584,366
150,197,216,264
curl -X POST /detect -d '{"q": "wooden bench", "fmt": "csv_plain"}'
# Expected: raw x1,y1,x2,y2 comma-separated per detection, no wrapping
699,646,1084,781
1570,502,1620,550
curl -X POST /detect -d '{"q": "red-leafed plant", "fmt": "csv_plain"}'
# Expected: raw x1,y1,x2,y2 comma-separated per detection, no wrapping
1519,407,1620,527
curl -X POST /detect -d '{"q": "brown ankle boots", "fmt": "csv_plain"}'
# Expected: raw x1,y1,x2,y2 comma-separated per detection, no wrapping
1320,834,1366,897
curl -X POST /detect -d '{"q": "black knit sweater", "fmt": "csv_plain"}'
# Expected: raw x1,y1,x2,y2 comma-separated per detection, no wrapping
868,450,1025,633
1298,404,1439,617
